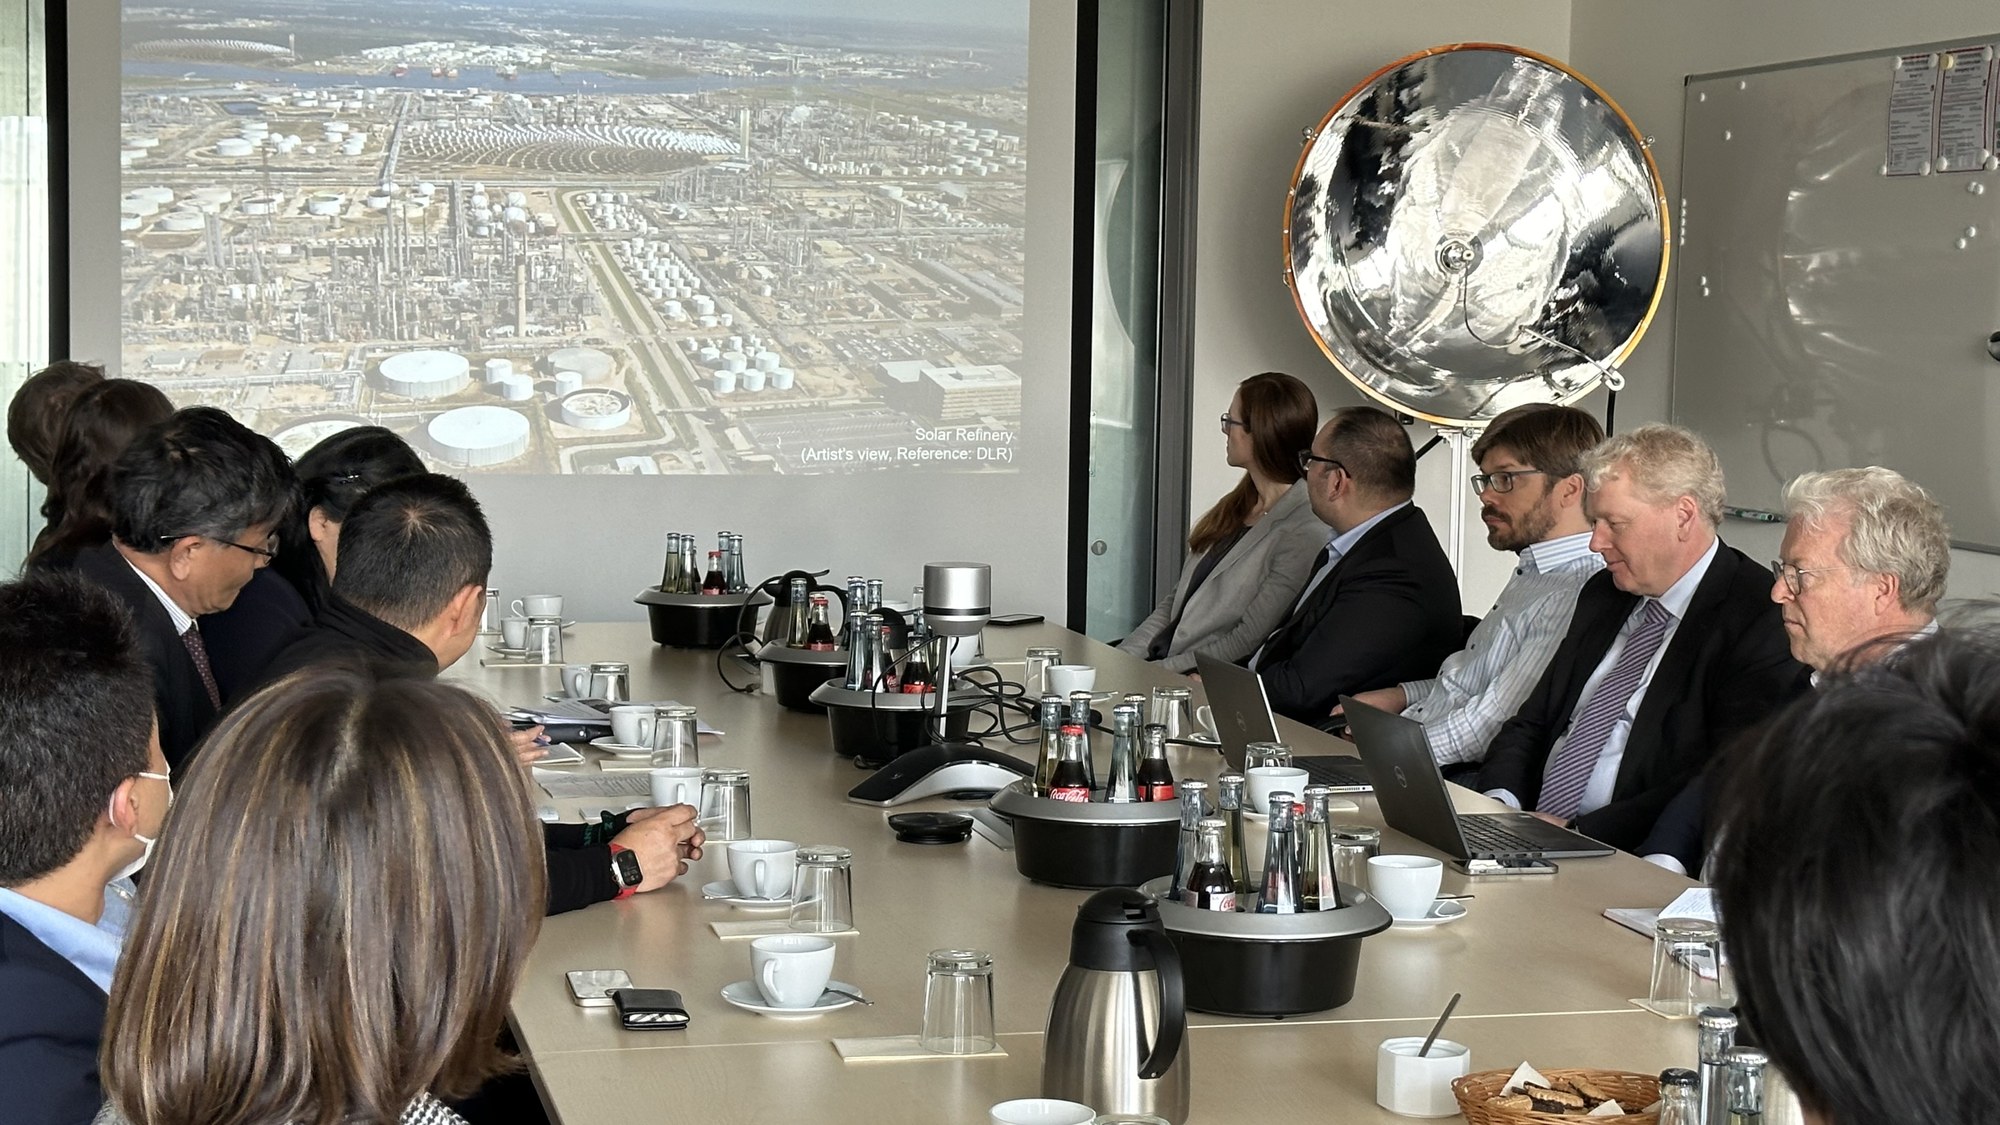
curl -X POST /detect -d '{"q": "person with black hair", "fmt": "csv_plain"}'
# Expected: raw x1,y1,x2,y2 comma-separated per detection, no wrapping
6,360,104,555
53,407,294,771
24,378,172,569
272,424,427,615
259,473,705,916
0,572,167,1124
1709,625,2000,1124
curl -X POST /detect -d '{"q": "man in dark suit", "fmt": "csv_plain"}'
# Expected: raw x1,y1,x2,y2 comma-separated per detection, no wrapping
1244,405,1461,723
53,407,294,770
1477,424,1807,854
0,573,166,1124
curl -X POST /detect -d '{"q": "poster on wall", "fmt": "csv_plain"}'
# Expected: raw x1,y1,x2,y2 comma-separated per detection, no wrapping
118,0,1029,476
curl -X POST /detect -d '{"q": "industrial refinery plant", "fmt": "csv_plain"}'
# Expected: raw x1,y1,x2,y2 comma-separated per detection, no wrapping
119,2,1027,475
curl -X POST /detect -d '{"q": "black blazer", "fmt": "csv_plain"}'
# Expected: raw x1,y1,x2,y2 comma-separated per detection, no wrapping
66,543,219,771
1477,542,1807,851
199,568,315,705
0,913,108,1125
1249,504,1462,723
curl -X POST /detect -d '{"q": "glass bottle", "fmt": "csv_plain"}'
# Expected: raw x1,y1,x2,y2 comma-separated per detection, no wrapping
1104,704,1140,803
900,633,935,693
1299,785,1343,911
866,578,885,612
1658,1069,1701,1125
784,576,812,647
1725,1047,1766,1125
1033,694,1065,796
700,550,727,595
864,623,900,692
1216,772,1250,895
660,532,684,592
1171,779,1211,902
1047,724,1091,803
805,595,837,651
846,576,867,611
680,536,699,593
727,532,746,592
1065,692,1097,791
1136,723,1175,801
1185,818,1237,911
1698,1007,1738,1125
1257,793,1300,914
843,612,877,691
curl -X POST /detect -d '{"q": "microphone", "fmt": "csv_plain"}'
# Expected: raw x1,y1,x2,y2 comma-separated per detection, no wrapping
922,562,991,638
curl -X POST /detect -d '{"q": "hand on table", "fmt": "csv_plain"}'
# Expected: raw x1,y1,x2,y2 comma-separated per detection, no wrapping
1342,686,1407,716
613,804,706,892
509,725,549,766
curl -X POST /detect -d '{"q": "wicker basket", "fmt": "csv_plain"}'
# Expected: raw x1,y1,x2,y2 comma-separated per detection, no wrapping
1453,1068,1661,1124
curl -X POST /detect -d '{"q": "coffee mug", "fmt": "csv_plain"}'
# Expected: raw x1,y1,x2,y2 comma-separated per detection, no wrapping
500,616,529,650
1046,664,1096,696
1368,854,1445,920
988,1100,1096,1125
650,766,705,809
727,839,797,900
514,594,562,618
750,933,835,1009
609,703,656,748
561,663,593,698
1191,703,1220,740
1377,1036,1470,1116
1245,766,1310,814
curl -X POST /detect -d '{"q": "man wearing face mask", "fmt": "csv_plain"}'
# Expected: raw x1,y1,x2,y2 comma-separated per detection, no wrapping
0,572,167,1124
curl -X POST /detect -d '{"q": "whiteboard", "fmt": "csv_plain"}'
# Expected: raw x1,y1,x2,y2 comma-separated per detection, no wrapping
1671,38,2000,551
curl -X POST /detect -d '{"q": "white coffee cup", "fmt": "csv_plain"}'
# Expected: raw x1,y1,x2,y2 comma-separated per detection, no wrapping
1244,766,1310,815
749,933,835,1009
1368,854,1445,920
609,703,656,747
1046,664,1096,696
650,766,705,809
1192,703,1219,740
1376,1036,1470,1116
727,839,797,900
561,663,593,698
514,594,562,618
988,1100,1097,1125
500,616,529,649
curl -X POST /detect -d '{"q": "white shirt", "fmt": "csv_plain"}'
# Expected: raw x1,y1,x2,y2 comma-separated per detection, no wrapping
1249,500,1410,672
1489,537,1720,814
1401,531,1602,766
124,556,194,635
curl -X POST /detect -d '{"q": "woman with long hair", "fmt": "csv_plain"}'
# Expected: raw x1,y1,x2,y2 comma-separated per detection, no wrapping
27,379,174,569
273,425,427,615
97,668,546,1125
1119,372,1325,672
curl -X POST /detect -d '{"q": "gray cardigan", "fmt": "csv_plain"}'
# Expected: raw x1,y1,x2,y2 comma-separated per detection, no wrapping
1118,481,1327,673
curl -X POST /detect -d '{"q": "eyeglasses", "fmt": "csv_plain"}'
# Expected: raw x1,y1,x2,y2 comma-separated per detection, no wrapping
1219,414,1247,432
159,533,278,561
1770,560,1853,597
1469,469,1548,494
1295,450,1344,476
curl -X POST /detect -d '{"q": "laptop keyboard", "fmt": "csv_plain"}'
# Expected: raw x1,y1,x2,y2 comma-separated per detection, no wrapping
1299,756,1373,790
1459,816,1547,856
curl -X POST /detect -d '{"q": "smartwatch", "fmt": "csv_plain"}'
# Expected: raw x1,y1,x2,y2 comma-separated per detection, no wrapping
608,842,642,900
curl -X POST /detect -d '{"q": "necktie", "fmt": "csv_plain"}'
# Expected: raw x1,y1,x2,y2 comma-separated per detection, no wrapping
1250,543,1335,671
1536,599,1674,819
182,625,222,710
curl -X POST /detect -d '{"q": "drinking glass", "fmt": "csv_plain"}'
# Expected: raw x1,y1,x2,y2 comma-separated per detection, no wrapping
649,706,701,768
1649,916,1733,1017
920,948,996,1054
1244,741,1293,770
701,768,752,842
478,589,502,635
525,616,564,664
788,845,856,933
1147,687,1194,741
1024,647,1063,695
588,662,630,703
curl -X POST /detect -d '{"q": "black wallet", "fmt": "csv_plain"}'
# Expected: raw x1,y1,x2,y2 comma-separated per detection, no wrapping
610,988,690,1030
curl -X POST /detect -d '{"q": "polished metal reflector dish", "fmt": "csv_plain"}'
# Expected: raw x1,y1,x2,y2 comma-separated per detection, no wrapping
1284,43,1669,427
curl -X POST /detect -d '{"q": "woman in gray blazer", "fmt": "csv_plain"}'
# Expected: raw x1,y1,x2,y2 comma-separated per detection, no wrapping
1120,372,1324,672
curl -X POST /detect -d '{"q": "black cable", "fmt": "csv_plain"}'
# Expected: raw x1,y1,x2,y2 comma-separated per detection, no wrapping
713,632,761,695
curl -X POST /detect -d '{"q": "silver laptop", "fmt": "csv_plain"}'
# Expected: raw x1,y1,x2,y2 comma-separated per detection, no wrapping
1341,696,1613,860
1193,654,1372,793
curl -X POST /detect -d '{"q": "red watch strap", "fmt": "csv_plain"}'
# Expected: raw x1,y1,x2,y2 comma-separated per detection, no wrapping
608,843,637,900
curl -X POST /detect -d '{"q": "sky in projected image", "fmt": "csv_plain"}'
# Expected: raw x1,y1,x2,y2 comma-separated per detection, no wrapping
119,1,1027,476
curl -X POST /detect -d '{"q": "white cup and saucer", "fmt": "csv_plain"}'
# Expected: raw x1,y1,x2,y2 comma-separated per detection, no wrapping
718,935,863,1018
1368,855,1467,928
702,840,796,907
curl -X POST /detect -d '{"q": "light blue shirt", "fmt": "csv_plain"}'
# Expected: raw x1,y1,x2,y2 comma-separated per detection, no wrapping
0,880,134,992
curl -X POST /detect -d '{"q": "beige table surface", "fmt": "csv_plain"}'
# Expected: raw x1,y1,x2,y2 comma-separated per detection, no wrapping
446,624,1696,1117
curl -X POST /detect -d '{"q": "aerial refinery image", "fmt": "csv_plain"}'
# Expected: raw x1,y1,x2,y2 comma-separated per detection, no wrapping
119,1,1027,474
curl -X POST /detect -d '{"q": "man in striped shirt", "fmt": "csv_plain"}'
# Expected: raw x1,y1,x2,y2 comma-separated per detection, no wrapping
1340,405,1604,771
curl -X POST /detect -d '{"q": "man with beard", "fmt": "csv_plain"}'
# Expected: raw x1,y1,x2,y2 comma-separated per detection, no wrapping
1339,405,1604,773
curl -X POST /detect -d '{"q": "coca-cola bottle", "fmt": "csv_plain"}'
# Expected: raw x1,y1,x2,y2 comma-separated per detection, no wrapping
1257,793,1301,914
864,623,899,692
1185,818,1237,911
1136,722,1176,801
900,633,934,693
1047,724,1091,803
1299,785,1344,911
784,576,812,647
1104,704,1140,803
1033,693,1064,796
1064,692,1097,791
1171,779,1212,902
805,595,837,651
701,551,727,595
1216,772,1251,895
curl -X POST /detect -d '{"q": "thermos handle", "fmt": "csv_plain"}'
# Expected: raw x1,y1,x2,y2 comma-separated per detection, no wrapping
1129,928,1186,1081
816,583,851,626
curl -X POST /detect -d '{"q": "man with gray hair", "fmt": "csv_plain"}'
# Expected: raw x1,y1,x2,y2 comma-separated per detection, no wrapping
1476,424,1806,858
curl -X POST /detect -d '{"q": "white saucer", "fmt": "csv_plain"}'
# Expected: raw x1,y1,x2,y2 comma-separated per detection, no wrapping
588,736,653,759
701,879,793,909
720,979,863,1018
487,643,530,657
1389,900,1469,929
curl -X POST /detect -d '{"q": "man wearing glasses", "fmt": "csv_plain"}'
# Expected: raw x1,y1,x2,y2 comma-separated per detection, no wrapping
56,407,294,770
1244,405,1461,723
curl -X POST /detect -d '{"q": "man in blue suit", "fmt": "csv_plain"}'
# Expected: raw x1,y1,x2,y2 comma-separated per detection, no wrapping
0,572,167,1124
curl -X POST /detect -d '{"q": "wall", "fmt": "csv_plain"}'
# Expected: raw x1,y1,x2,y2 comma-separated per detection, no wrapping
1190,1,1575,617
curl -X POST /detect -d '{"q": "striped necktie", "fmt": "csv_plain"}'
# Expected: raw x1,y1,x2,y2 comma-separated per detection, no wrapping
181,624,222,710
1536,599,1674,819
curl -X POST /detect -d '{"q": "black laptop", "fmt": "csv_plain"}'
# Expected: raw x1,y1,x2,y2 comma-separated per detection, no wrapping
1341,696,1613,860
1194,654,1372,792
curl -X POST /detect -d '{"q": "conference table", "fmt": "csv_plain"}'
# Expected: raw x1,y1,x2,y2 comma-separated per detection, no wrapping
446,623,1701,1123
